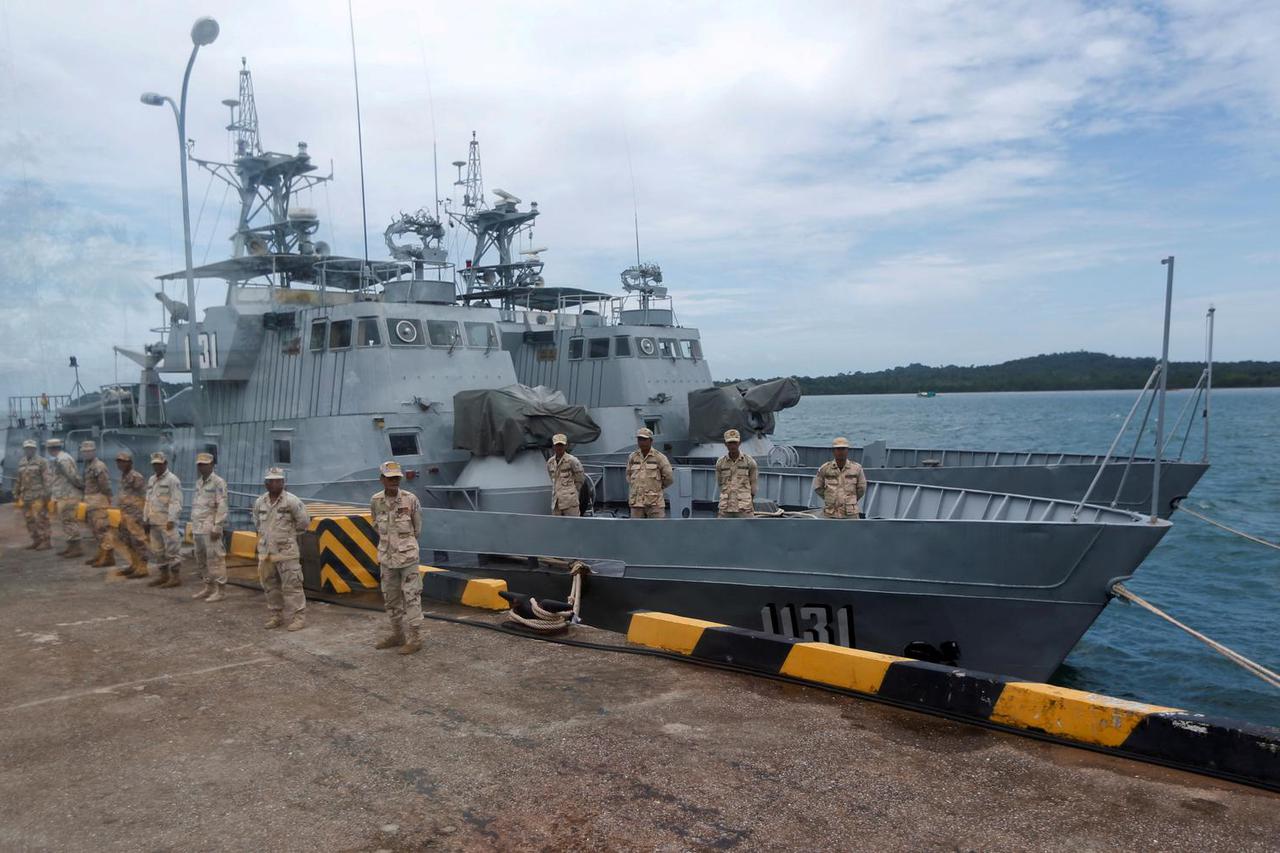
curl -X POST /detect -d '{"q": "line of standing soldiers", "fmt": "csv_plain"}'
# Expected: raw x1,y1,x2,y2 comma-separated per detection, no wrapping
545,428,866,518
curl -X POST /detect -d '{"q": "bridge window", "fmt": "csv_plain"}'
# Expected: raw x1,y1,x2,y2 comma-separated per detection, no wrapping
309,320,327,351
466,322,497,349
588,338,610,359
357,317,382,347
568,338,585,360
658,338,677,358
427,320,461,347
389,432,419,456
614,336,632,357
680,339,700,360
388,318,424,347
329,319,353,350
636,337,657,358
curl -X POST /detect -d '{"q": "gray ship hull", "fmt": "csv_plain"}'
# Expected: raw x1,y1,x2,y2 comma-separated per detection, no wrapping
421,502,1170,681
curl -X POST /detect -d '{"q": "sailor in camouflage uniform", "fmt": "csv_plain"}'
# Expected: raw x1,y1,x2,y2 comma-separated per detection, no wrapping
371,460,424,654
625,427,673,518
812,437,867,519
15,439,52,550
254,467,311,631
144,451,184,587
80,441,116,568
114,451,150,579
190,452,229,603
546,433,585,517
46,438,84,557
715,429,758,518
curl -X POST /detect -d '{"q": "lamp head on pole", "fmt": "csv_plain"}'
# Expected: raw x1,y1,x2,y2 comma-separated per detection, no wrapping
190,16,220,46
140,92,167,107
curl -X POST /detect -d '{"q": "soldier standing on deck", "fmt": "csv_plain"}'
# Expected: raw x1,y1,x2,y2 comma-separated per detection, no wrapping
626,427,674,518
81,441,116,568
715,429,758,518
190,452,228,603
371,460,424,655
546,433,586,517
46,438,84,558
254,468,310,631
114,451,150,579
812,437,867,519
144,451,184,587
15,439,52,550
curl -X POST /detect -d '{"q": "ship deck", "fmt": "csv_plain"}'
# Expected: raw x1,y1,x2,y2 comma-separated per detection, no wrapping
0,509,1275,851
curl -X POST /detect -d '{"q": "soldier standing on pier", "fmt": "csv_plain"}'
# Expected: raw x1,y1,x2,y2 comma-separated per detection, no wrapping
253,468,310,631
81,441,116,568
371,461,424,655
812,437,867,519
190,452,228,603
46,438,84,558
114,451,150,579
15,439,52,550
715,429,758,518
626,427,673,518
144,451,184,587
546,433,585,517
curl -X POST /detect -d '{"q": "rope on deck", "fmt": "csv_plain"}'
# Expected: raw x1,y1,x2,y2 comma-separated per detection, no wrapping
1174,502,1280,552
1111,583,1280,690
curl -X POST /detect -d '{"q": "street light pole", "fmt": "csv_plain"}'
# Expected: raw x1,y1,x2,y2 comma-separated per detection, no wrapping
142,16,219,442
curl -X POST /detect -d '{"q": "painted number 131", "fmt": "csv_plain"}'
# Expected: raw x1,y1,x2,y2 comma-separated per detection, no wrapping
760,604,855,647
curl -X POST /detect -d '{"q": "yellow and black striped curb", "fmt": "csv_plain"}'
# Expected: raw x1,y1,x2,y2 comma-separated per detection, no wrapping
223,528,508,610
626,612,1280,792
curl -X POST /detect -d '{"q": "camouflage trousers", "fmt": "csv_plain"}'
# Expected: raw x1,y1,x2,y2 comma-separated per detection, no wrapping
147,524,181,571
193,533,227,585
115,508,147,562
380,563,423,631
717,509,753,518
258,557,305,617
85,497,112,552
23,499,51,546
55,500,81,543
552,506,580,517
629,504,666,518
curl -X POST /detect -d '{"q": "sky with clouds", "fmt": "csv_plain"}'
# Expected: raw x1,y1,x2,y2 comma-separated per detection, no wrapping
0,0,1276,400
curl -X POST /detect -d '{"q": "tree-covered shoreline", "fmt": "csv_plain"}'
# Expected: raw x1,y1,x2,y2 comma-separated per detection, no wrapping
726,351,1280,395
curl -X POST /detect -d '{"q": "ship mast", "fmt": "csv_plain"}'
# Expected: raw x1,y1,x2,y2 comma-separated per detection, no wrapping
190,58,334,263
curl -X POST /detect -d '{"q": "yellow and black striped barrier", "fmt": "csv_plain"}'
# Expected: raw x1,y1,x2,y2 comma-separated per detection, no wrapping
627,612,1280,792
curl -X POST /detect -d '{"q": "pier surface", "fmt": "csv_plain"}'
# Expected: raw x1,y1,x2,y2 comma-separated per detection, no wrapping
0,509,1275,852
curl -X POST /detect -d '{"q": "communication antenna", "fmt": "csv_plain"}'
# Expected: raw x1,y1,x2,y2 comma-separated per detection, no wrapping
347,0,371,273
224,58,261,156
624,128,641,266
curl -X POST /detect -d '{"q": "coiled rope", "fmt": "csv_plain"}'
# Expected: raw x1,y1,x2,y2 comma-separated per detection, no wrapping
504,561,588,632
1111,583,1280,690
1174,502,1280,552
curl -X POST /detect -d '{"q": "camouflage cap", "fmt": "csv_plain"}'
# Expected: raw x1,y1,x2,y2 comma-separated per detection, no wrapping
116,450,133,462
195,452,214,464
551,433,568,446
22,439,37,449
831,437,851,449
379,460,404,478
45,437,63,448
79,440,96,452
723,429,741,443
263,466,286,481
150,451,167,464
636,427,654,439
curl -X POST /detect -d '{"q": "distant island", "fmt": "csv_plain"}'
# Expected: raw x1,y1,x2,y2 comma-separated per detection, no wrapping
726,351,1280,395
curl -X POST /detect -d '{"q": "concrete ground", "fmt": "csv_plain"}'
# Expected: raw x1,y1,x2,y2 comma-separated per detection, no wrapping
1,507,1276,852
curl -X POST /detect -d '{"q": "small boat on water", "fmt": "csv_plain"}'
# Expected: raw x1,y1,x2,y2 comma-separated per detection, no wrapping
917,390,937,398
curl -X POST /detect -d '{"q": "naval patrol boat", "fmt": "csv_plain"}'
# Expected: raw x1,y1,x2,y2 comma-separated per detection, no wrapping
0,59,1185,680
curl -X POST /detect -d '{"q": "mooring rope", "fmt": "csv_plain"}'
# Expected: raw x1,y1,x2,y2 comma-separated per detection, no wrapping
1111,583,1280,690
504,562,587,632
1174,502,1280,552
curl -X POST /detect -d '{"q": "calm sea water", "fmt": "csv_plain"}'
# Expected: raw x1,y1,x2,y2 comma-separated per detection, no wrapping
773,388,1280,727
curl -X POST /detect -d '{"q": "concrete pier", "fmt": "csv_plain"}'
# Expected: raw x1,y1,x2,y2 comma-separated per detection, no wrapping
1,508,1276,851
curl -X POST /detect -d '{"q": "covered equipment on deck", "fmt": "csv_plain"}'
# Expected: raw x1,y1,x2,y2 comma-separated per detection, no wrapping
687,378,802,443
453,385,601,462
